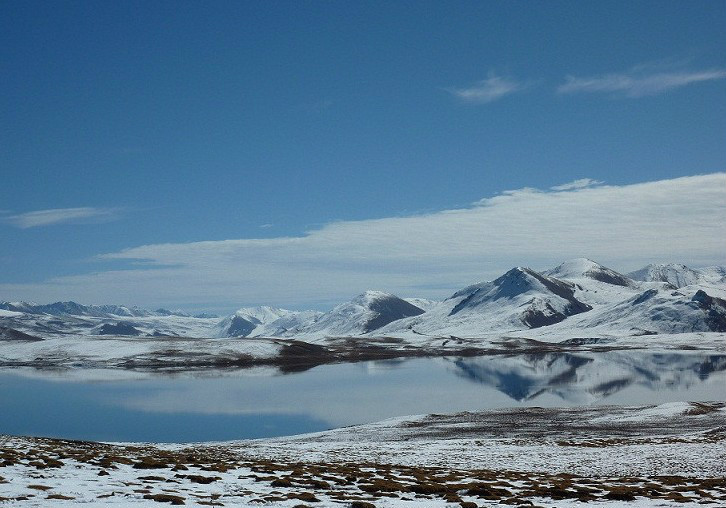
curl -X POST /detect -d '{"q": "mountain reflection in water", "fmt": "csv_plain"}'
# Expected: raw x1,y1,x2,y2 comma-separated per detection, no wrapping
450,352,726,403
1,351,724,442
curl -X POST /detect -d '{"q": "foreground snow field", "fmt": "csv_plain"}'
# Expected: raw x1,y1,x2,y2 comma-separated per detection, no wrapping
1,403,724,507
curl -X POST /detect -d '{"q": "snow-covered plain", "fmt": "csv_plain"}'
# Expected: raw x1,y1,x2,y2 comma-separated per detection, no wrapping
0,402,724,507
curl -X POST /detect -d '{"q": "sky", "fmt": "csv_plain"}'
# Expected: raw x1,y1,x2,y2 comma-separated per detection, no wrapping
1,1,725,313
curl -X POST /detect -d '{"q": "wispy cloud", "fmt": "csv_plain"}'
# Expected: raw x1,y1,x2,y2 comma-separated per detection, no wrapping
3,207,120,228
448,73,527,103
558,65,726,97
1,174,724,309
550,178,603,191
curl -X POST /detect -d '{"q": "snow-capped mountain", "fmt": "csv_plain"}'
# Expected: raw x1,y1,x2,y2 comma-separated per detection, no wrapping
0,300,221,338
1,259,724,341
250,310,324,337
215,306,303,338
545,258,633,287
269,291,426,339
378,259,726,339
403,298,440,312
543,287,726,335
449,267,592,326
628,263,726,289
378,266,593,337
0,300,190,319
214,291,426,339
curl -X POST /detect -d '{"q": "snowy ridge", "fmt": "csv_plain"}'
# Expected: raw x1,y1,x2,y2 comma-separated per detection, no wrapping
628,263,726,288
1,259,725,341
545,257,634,287
377,266,594,337
215,306,296,337
262,290,426,340
376,260,726,340
0,300,195,318
403,297,439,312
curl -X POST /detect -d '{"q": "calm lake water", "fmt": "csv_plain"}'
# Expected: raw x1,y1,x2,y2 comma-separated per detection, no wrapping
1,351,724,442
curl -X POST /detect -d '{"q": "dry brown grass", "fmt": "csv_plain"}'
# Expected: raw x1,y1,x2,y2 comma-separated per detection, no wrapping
3,435,725,506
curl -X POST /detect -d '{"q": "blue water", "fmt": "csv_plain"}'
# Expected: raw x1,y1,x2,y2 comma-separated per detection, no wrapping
1,352,724,442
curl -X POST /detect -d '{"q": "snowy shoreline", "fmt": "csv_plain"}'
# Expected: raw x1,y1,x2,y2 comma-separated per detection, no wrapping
1,331,724,378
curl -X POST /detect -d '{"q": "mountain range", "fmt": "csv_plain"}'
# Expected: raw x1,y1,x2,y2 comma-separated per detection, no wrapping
1,259,724,341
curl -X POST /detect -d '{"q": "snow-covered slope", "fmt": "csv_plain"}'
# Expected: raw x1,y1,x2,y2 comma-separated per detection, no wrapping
215,306,295,337
10,312,221,338
450,267,592,327
379,267,593,337
215,306,330,338
0,300,189,318
535,287,720,335
0,301,222,339
276,291,425,340
546,258,634,287
216,293,427,340
378,260,726,340
250,310,324,337
628,263,726,289
403,297,439,312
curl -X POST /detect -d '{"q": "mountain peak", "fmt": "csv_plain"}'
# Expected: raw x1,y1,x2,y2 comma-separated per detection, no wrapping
351,290,396,306
491,267,557,297
283,291,426,337
545,259,632,287
233,306,291,323
627,263,703,288
448,266,592,327
548,258,601,274
215,306,297,338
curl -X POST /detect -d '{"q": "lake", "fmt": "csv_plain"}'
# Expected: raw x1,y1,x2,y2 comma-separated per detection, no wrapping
1,350,724,443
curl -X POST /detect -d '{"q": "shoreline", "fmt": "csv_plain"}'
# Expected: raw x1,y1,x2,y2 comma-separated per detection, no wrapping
2,332,724,375
1,402,725,506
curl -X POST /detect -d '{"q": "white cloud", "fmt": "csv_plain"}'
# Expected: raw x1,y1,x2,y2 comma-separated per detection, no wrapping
448,73,527,103
558,66,726,97
3,207,119,228
1,174,724,309
550,178,603,191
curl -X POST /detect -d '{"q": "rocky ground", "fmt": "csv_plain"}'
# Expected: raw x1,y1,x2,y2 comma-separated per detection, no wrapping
1,402,724,507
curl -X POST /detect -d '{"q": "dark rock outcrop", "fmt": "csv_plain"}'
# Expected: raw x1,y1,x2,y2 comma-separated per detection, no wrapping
97,322,142,336
691,290,726,332
363,296,425,333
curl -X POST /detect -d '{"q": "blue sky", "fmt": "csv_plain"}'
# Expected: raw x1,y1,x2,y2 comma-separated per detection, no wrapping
1,1,725,312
